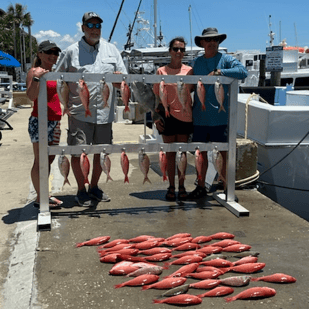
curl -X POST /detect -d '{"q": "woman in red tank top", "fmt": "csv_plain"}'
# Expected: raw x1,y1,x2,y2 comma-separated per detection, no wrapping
26,40,62,208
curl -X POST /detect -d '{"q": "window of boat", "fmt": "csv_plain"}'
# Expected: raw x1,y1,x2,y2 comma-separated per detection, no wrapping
281,78,293,86
294,77,309,87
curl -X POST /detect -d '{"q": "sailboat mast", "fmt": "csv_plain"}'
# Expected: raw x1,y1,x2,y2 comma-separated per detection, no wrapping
154,0,157,47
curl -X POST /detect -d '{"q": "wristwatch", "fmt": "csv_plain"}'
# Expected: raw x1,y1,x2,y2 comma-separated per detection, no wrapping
33,76,40,82
214,69,221,76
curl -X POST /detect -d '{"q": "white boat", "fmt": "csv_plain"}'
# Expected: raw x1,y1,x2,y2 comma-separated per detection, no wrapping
237,88,309,221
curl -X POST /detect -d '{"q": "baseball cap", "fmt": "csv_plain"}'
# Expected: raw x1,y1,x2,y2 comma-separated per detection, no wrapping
38,40,61,53
82,12,103,23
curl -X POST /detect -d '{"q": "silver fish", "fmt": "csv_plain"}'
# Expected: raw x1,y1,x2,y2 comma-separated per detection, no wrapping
138,150,151,184
159,283,190,298
126,266,163,277
176,81,189,112
176,151,187,181
203,254,228,261
131,81,165,124
232,252,260,258
214,80,226,113
220,275,251,287
58,154,70,187
100,152,113,183
212,147,226,188
56,79,70,116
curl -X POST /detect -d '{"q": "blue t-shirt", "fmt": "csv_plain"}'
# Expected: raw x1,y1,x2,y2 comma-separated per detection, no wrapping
193,52,248,126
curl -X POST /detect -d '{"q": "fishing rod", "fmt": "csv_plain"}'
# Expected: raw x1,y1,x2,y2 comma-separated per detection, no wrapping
108,0,125,43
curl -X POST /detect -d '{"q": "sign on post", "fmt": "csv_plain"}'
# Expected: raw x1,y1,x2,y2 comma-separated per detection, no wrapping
266,46,283,72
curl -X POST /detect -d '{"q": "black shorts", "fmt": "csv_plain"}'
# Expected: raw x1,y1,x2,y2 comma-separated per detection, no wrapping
192,125,228,143
157,106,193,136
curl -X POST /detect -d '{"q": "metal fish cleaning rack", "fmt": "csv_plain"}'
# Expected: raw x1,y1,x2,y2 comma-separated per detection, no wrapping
37,72,249,230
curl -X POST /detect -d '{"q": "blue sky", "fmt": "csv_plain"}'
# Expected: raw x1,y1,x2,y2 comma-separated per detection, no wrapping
3,0,309,53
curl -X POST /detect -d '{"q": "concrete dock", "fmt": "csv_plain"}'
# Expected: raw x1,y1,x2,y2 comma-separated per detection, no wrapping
0,105,308,309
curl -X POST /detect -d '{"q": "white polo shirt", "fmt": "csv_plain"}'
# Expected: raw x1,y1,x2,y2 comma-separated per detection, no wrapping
56,37,127,124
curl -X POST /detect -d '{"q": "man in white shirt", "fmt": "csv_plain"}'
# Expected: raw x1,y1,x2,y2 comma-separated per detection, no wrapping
56,11,127,207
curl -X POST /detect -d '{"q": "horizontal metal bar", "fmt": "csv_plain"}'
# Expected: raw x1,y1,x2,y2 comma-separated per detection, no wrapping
48,142,228,156
44,72,233,85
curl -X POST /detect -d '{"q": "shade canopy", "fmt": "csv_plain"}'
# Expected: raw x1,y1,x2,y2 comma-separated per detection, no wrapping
0,51,21,67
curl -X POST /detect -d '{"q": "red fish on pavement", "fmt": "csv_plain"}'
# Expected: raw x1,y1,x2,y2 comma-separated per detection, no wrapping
189,279,221,289
165,263,199,278
172,243,200,251
195,148,204,181
77,79,91,117
75,235,110,248
159,80,169,117
80,152,90,185
129,235,155,243
138,150,151,184
117,254,146,263
192,235,212,244
186,271,221,280
114,274,159,288
222,244,252,253
103,244,136,253
225,287,276,302
99,239,129,249
220,275,252,287
144,253,172,262
162,237,193,247
134,240,160,250
215,80,226,113
159,150,168,181
197,80,206,111
139,247,172,256
197,286,234,298
199,258,233,268
99,248,139,258
251,273,296,283
100,152,113,183
209,232,235,239
120,80,131,112
99,253,121,263
196,266,226,276
232,256,258,266
109,265,139,276
58,154,70,187
171,251,206,259
211,239,240,248
153,294,202,305
166,233,191,240
100,79,110,108
197,245,222,255
142,277,186,290
120,149,129,183
164,255,203,266
228,262,266,274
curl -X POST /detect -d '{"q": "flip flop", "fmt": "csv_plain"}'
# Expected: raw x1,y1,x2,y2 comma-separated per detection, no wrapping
49,196,63,205
33,201,62,209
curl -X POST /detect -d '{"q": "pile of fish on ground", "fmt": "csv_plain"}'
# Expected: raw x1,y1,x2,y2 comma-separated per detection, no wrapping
75,232,296,306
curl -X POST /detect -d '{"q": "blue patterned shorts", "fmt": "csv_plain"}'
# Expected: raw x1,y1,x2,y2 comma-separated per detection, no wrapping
28,116,61,145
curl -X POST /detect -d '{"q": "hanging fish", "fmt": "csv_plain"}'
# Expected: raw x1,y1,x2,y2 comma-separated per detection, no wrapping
100,79,110,108
120,80,130,112
80,152,90,184
139,150,151,184
159,149,168,181
58,154,70,187
100,152,113,183
214,79,226,113
195,148,204,181
56,79,70,116
176,151,187,181
197,80,206,111
176,81,189,112
159,80,169,117
212,147,226,189
120,149,129,183
77,79,91,117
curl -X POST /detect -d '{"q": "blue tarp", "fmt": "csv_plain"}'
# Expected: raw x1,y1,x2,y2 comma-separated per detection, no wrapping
0,51,21,68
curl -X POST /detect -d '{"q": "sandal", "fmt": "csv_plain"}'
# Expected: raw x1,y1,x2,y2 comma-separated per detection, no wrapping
33,197,63,209
178,186,188,201
165,186,176,201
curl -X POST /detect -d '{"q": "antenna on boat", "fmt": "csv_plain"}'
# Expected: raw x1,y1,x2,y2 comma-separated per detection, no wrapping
294,23,298,47
268,15,275,47
154,0,158,47
188,5,193,60
108,0,125,43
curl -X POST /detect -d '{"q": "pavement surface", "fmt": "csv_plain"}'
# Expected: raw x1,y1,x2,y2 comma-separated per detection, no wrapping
0,103,309,309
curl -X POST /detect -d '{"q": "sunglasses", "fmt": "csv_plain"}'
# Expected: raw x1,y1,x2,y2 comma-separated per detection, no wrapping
203,37,220,42
43,50,59,56
172,47,186,53
85,22,102,29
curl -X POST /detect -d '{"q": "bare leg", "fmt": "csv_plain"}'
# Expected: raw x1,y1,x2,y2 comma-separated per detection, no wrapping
90,153,103,188
163,135,176,189
71,155,85,191
197,151,208,188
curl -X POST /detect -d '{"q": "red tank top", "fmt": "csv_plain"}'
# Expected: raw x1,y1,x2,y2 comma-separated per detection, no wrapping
31,81,62,121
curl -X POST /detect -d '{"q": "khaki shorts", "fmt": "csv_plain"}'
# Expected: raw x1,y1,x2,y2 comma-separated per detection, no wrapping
67,117,113,150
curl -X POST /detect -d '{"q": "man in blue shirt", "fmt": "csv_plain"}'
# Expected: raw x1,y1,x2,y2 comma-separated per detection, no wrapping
56,12,127,206
188,28,248,200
